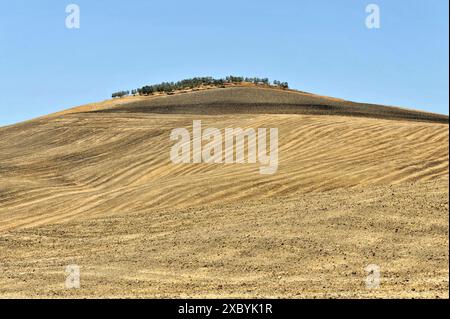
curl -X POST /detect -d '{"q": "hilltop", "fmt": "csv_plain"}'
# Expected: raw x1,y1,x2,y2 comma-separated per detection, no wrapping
41,84,448,123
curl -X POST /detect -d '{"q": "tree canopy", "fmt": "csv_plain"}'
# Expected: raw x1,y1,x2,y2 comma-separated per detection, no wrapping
111,90,130,98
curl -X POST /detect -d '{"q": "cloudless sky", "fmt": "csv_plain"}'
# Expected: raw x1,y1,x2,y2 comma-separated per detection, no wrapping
0,0,448,126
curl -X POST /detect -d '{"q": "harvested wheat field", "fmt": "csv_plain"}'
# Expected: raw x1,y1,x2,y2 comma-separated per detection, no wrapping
0,86,448,298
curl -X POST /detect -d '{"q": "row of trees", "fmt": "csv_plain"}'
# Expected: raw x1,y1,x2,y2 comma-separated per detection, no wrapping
112,76,289,98
273,80,289,89
111,90,130,98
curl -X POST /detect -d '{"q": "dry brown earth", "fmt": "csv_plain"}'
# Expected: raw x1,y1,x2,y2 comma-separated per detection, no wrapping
0,86,448,298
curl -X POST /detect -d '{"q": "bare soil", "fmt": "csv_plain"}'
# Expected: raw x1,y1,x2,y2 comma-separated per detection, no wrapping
0,87,448,298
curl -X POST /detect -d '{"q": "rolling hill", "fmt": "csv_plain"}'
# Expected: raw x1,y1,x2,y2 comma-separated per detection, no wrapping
0,86,448,298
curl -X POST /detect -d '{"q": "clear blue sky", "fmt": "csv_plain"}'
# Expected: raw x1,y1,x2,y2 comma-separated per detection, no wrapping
0,0,448,126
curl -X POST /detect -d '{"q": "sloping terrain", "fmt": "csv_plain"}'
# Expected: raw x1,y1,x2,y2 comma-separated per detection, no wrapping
0,86,448,298
69,86,448,122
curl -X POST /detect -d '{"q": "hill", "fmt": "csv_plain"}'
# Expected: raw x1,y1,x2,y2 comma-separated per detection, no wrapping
0,86,448,298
